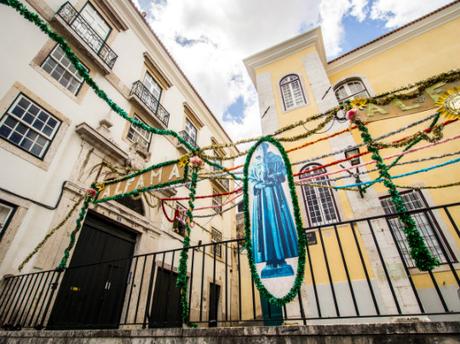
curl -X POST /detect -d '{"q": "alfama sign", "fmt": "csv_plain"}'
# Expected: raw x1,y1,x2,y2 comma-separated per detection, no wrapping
95,161,187,203
357,80,460,122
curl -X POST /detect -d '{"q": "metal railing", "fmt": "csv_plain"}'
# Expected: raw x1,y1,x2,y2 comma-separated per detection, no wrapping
130,81,170,127
1,202,459,330
178,130,197,148
57,2,118,69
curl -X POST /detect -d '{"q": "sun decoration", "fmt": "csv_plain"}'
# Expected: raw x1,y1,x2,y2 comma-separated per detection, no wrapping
437,87,460,119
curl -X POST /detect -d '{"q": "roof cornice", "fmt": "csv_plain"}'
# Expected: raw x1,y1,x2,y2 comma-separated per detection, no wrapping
243,27,326,86
327,0,460,74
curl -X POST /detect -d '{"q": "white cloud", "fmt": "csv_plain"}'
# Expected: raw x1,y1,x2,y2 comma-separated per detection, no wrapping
370,0,452,28
139,0,451,143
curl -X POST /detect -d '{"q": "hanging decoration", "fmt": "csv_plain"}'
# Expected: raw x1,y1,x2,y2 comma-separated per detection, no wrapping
437,87,460,119
351,118,439,271
243,136,306,306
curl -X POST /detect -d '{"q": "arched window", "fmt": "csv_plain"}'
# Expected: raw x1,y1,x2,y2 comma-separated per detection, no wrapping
334,77,370,102
280,74,306,110
299,163,339,226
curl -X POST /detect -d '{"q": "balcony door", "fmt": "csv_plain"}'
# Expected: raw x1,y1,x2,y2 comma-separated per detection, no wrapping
74,3,111,52
144,73,162,100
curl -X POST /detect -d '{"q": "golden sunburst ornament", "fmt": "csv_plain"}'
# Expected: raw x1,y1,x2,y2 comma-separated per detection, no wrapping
437,87,460,119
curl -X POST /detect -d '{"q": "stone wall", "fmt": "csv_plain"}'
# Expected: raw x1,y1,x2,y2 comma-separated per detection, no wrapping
0,321,459,344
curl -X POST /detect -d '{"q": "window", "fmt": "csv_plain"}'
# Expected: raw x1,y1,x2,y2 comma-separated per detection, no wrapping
380,190,453,268
0,95,61,159
76,2,111,50
42,45,88,95
127,115,152,150
115,195,145,216
280,74,306,110
184,118,197,144
237,201,244,213
0,200,16,241
299,164,340,226
211,227,222,258
334,78,369,102
212,188,222,214
144,72,162,100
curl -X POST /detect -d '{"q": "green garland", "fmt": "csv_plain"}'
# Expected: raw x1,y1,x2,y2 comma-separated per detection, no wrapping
242,136,306,306
0,0,196,152
353,119,439,271
94,162,189,204
57,194,92,270
176,166,199,326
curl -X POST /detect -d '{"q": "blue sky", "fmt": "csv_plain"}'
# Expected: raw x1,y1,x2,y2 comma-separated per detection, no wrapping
135,0,452,140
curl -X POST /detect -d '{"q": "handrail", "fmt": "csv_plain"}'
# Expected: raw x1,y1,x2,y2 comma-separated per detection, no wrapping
57,2,118,69
130,81,170,127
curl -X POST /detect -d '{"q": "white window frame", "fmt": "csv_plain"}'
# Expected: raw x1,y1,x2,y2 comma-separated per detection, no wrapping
144,72,162,101
211,227,222,258
280,74,306,111
127,115,152,150
299,163,340,226
41,45,88,95
212,188,222,215
0,94,61,159
380,190,454,268
0,200,16,241
184,118,197,143
334,77,370,103
79,2,111,42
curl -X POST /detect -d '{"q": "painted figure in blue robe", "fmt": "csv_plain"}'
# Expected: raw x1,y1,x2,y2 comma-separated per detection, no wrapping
249,142,298,279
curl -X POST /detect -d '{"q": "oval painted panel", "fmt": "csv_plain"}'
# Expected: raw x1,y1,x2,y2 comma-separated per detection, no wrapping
244,138,304,302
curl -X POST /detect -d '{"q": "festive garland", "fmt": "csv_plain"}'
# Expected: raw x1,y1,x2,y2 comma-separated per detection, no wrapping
57,192,92,270
176,165,199,326
352,118,438,271
334,155,460,189
18,195,84,271
242,136,306,306
0,0,197,153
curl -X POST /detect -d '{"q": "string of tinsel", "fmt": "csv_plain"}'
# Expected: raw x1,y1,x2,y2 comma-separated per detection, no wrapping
361,113,441,191
295,133,460,184
94,163,189,203
205,112,439,176
324,149,460,184
353,119,438,271
0,0,199,153
18,195,84,271
57,194,92,270
334,155,460,189
201,112,335,161
176,167,199,326
396,181,460,190
194,70,460,153
242,136,306,306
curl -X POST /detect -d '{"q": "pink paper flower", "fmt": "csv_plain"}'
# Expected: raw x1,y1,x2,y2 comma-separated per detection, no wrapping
346,108,358,121
189,155,204,168
86,188,97,198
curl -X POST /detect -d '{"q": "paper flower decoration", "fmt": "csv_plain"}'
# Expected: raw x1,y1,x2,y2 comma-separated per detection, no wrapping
189,155,204,168
346,108,358,121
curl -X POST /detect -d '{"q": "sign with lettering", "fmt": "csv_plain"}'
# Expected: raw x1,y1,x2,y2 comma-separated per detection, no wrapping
96,162,186,202
356,80,460,122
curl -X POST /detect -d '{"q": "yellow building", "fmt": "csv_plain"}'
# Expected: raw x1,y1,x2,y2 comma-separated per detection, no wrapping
244,1,460,321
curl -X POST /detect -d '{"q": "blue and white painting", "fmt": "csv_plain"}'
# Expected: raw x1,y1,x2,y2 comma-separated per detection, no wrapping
248,141,299,298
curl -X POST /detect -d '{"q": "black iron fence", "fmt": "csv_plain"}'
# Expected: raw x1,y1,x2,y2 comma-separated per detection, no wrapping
57,2,118,69
1,202,459,330
130,81,170,128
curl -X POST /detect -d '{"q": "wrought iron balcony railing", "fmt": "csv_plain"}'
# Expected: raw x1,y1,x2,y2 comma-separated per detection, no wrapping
57,2,118,69
130,81,170,127
178,130,197,148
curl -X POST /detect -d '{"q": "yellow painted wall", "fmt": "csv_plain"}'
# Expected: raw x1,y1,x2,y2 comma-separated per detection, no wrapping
248,12,460,299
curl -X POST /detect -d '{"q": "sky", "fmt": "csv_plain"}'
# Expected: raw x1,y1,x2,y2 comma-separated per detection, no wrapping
133,0,452,141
